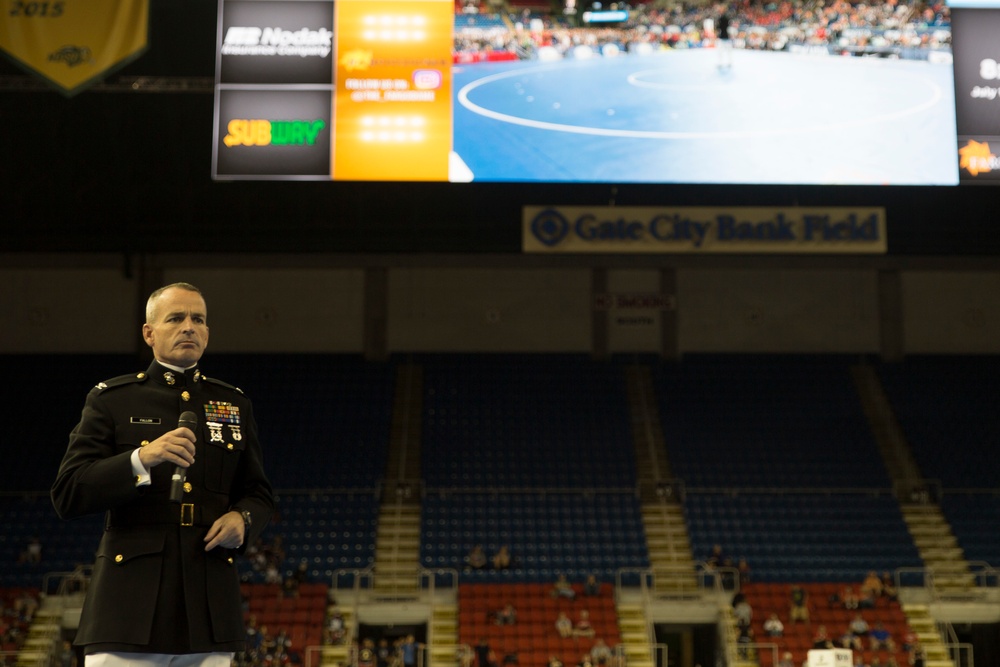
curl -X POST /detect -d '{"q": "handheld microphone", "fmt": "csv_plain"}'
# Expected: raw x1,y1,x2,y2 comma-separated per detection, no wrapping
169,411,198,503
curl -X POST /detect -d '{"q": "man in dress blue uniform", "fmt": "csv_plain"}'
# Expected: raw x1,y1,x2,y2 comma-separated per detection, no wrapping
52,282,275,667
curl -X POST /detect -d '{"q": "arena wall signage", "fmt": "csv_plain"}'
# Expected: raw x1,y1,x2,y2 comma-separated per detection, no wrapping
522,206,887,254
0,0,149,96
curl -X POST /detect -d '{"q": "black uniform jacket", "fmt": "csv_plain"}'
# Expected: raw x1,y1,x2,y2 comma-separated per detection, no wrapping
52,360,274,655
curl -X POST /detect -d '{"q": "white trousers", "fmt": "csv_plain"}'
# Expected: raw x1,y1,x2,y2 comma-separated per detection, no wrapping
86,652,234,667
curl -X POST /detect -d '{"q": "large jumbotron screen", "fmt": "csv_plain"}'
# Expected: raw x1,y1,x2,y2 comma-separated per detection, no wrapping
211,0,1000,185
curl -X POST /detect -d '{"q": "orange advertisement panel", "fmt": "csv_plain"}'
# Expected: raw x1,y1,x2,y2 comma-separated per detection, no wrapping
333,0,453,181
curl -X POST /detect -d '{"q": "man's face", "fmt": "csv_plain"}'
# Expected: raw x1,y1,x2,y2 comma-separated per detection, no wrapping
142,287,210,367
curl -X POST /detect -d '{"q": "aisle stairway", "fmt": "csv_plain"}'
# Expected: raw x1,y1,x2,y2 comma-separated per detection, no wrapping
428,604,460,667
373,501,422,594
641,503,699,596
615,601,655,667
901,505,975,595
15,599,61,667
627,365,699,597
902,603,956,667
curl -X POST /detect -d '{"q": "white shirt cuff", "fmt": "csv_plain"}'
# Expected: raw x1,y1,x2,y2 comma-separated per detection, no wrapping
131,448,151,486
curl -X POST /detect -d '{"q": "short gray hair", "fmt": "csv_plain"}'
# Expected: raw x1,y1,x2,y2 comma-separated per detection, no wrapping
145,282,203,323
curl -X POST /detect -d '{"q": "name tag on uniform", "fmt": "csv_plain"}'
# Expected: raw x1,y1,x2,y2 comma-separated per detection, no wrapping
130,417,162,425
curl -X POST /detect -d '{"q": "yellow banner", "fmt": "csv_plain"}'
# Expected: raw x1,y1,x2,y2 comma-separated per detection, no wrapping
0,0,149,96
523,206,887,254
333,0,453,180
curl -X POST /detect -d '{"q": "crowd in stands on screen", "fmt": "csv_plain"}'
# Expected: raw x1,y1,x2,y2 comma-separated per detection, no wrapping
453,0,951,61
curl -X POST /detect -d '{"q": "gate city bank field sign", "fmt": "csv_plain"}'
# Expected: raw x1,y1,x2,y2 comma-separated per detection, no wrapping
523,206,888,254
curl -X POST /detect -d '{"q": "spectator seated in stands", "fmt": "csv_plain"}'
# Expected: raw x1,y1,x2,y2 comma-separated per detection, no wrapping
838,627,863,652
555,612,573,638
18,537,41,564
492,545,512,570
860,571,882,606
841,586,860,610
763,613,784,637
493,603,517,626
737,557,751,585
590,638,612,666
466,545,488,570
733,597,752,629
869,622,896,652
573,610,595,638
583,574,601,597
789,585,810,623
813,625,834,650
706,543,729,569
551,573,576,600
879,571,898,602
457,644,475,667
325,607,345,644
849,613,870,646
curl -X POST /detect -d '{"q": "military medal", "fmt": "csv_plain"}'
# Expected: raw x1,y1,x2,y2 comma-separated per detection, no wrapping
229,425,242,441
207,422,224,443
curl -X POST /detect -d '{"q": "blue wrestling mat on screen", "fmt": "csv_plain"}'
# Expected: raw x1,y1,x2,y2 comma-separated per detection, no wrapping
451,48,959,185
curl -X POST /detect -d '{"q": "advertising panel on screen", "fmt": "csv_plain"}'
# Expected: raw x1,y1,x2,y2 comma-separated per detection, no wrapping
212,0,975,185
950,6,1000,181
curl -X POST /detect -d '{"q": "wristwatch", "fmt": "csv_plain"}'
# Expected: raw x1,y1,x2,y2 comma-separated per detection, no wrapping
233,507,252,532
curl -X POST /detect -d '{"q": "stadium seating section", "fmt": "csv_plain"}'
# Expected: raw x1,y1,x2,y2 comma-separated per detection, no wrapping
3,353,998,665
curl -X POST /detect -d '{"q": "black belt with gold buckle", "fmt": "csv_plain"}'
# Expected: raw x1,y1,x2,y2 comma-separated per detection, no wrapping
108,502,218,528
